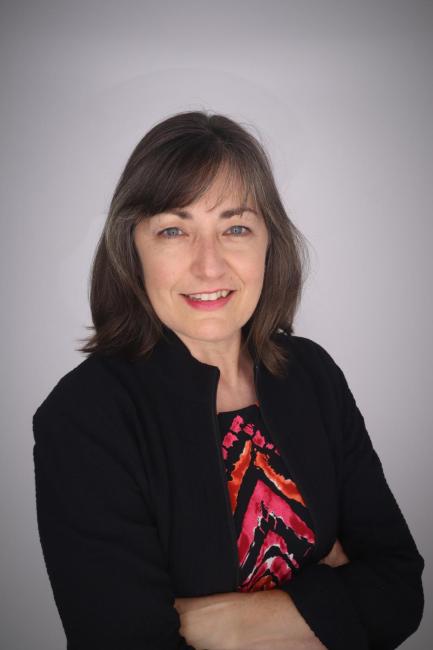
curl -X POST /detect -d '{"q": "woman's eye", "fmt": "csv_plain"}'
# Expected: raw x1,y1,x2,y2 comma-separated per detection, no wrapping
158,227,184,238
227,225,251,236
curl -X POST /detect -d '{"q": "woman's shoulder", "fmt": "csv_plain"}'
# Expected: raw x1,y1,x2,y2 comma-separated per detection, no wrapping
275,328,341,374
33,352,133,426
31,351,149,475
274,329,348,404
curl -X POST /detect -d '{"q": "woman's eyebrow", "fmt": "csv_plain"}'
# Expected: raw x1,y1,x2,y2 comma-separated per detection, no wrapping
166,206,258,219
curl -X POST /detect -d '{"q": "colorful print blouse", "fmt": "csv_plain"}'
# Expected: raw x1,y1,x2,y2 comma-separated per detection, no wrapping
217,402,316,592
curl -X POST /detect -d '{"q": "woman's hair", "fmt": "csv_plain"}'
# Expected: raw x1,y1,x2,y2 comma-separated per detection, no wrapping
77,110,310,377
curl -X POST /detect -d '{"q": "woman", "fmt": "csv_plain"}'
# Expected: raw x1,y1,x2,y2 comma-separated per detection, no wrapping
33,111,424,650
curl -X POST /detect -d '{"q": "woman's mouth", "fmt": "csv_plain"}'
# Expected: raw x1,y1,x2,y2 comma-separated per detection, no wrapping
181,289,235,310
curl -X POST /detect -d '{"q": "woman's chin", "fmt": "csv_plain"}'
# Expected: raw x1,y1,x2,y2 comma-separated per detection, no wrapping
171,322,242,346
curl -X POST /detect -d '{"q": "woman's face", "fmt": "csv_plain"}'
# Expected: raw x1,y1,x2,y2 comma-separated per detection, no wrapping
133,172,269,352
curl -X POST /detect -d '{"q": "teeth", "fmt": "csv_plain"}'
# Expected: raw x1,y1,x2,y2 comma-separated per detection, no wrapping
187,289,231,301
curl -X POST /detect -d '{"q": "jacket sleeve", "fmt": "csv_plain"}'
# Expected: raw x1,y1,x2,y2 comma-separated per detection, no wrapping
279,342,425,650
32,371,196,650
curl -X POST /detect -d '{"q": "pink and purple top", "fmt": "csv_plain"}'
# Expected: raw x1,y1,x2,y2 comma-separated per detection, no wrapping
217,403,316,592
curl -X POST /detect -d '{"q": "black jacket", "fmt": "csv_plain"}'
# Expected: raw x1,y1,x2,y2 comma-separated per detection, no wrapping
32,328,424,650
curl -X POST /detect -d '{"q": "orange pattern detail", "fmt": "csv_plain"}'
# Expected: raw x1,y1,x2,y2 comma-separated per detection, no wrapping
227,439,252,512
254,451,306,506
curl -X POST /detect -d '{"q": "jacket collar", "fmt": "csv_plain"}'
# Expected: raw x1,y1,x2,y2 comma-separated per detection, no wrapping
143,324,300,409
143,325,220,404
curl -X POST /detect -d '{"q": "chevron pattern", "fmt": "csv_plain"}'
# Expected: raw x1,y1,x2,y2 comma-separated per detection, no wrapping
218,405,316,592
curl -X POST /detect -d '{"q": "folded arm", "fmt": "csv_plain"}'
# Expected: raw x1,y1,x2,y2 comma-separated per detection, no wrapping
33,371,197,649
175,346,425,650
174,541,347,650
175,589,325,650
279,346,424,650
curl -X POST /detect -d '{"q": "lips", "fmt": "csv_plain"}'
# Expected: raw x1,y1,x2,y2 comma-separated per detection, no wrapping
181,290,234,301
181,290,235,310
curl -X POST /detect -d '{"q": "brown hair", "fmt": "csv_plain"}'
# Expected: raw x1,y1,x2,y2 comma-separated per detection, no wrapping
77,110,310,377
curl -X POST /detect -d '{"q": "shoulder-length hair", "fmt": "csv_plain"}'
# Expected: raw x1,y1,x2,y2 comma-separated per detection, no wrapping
77,110,310,377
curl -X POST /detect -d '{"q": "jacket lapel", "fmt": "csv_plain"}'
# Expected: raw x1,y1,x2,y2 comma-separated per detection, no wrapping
141,330,240,593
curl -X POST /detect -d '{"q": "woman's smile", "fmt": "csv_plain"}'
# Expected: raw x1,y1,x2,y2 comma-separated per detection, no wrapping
181,289,235,310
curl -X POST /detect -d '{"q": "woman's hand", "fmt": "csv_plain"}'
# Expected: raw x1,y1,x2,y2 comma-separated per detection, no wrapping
318,538,350,568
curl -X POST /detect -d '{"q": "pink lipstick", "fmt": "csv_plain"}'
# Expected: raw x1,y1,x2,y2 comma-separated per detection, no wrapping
182,291,234,311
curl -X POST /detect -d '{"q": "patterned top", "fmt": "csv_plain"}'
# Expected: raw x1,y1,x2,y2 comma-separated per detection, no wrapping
217,402,316,592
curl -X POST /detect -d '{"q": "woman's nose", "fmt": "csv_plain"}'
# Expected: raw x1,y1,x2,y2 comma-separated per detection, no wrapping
189,236,227,278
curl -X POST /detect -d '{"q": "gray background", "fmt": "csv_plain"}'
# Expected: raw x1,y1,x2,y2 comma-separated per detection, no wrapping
1,1,432,648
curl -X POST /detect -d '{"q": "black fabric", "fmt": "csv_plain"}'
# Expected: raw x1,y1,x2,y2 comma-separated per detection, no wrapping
32,328,424,649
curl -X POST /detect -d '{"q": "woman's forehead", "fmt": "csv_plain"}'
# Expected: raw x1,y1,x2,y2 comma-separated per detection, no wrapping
186,167,256,212
187,189,254,213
